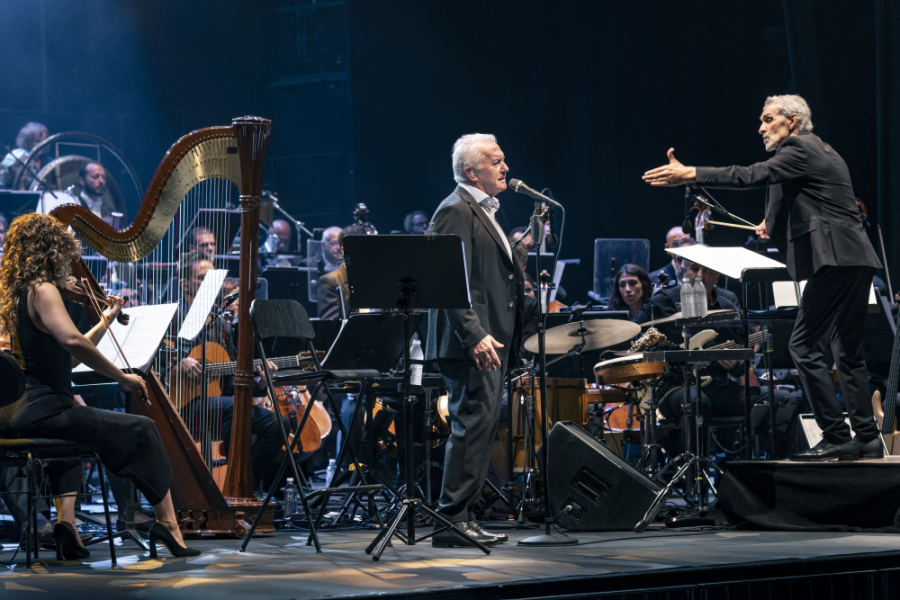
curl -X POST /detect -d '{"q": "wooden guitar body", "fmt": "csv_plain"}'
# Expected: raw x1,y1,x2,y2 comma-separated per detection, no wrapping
170,342,229,411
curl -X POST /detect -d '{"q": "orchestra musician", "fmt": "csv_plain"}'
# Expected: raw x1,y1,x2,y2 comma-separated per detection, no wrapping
0,214,199,558
187,226,217,255
37,162,116,220
650,227,693,284
634,259,792,452
169,250,287,493
426,133,523,548
643,94,884,461
608,264,653,319
316,224,366,319
0,122,48,190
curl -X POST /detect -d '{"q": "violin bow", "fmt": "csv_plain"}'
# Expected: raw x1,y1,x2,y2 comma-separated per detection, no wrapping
80,277,150,404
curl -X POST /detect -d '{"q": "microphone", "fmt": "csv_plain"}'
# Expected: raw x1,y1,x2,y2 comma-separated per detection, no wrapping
222,289,240,304
508,179,562,207
682,185,693,234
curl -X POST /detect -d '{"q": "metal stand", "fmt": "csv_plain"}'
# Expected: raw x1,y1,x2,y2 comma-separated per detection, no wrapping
366,286,490,560
637,379,664,477
519,199,577,547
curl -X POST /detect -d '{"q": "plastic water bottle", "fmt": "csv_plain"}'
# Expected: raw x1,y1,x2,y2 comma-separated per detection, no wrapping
284,477,297,516
693,278,708,317
680,277,695,318
325,458,336,487
410,339,424,387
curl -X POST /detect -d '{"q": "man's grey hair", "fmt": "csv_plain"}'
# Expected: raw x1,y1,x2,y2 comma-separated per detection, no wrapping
764,95,813,133
452,133,498,184
15,122,48,152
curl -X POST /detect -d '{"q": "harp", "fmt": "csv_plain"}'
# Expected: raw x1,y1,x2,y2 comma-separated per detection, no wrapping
53,117,274,537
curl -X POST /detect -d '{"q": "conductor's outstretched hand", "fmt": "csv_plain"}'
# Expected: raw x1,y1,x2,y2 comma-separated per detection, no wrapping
471,335,503,371
643,148,697,187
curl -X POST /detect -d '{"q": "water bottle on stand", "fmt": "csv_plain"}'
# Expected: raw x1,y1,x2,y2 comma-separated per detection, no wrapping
325,458,337,487
409,339,424,387
680,277,695,318
284,477,297,517
693,278,708,317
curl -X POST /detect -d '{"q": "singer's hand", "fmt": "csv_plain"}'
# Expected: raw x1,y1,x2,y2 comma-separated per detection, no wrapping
471,335,503,371
643,148,697,187
756,221,769,240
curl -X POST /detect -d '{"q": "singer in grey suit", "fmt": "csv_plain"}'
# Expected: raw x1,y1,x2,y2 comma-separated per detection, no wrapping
643,94,883,461
426,134,523,545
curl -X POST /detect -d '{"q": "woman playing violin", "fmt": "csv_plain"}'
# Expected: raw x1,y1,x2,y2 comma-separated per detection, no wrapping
0,214,198,559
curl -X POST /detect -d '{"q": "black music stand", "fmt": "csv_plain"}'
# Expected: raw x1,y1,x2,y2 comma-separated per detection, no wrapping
341,234,491,560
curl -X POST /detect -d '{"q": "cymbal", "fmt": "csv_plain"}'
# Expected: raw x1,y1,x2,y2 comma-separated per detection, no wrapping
641,309,741,328
525,319,640,355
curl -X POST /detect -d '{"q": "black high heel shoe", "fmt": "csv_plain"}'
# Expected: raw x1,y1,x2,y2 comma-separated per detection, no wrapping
148,522,201,558
52,523,90,560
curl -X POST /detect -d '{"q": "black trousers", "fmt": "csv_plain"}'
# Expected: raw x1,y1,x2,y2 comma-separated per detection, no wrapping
0,387,172,505
437,356,506,523
790,266,878,443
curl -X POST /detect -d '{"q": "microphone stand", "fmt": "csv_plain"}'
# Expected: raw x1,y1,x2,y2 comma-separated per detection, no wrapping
518,199,577,547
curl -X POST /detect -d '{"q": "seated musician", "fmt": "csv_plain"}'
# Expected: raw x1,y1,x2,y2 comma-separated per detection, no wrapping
187,226,217,254
0,122,47,190
171,251,288,494
608,264,653,319
633,259,790,426
650,227,692,284
317,224,367,319
0,214,199,558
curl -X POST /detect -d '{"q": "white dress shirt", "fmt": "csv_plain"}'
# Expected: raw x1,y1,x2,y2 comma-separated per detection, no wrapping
459,183,511,259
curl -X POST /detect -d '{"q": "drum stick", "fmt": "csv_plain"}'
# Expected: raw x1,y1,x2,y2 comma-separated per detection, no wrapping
708,220,758,231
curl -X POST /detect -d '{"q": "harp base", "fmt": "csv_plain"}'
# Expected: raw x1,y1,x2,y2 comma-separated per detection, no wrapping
177,499,276,538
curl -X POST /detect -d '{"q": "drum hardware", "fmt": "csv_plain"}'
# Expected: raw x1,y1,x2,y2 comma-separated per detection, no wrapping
634,346,754,532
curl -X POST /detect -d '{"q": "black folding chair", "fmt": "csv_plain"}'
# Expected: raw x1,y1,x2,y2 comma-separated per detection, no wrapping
239,299,384,553
0,352,117,568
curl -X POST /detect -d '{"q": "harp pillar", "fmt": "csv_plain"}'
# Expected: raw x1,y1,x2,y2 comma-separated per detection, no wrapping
223,116,272,501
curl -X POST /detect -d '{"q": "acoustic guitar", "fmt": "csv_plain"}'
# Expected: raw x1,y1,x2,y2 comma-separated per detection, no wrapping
168,341,318,411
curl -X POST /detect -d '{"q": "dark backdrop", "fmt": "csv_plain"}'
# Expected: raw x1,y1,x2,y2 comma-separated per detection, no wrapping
0,0,893,301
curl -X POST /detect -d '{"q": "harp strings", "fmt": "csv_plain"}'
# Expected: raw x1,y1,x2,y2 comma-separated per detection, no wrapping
78,178,238,475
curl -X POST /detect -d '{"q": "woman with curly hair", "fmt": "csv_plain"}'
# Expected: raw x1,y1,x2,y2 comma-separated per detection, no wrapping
607,264,653,319
0,214,198,559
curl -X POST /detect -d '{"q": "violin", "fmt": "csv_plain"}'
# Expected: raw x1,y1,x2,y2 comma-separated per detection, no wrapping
59,281,129,325
62,258,129,325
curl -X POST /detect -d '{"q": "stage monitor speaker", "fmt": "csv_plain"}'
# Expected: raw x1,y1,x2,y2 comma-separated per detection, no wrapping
547,421,661,530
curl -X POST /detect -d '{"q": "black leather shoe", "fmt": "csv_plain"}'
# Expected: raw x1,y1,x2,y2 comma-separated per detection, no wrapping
468,520,507,543
789,439,857,462
432,520,503,548
852,437,884,460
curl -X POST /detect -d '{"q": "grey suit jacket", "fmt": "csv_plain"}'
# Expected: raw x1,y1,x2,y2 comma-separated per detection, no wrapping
696,133,881,281
425,186,524,362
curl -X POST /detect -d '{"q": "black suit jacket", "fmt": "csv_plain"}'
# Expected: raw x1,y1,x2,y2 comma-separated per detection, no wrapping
317,263,349,319
426,185,524,362
696,132,881,281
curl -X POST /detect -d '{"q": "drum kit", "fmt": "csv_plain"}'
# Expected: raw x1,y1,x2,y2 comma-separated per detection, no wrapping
511,310,749,528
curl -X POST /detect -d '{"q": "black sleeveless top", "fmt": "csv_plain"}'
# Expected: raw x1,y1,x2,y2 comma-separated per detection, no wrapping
12,288,74,399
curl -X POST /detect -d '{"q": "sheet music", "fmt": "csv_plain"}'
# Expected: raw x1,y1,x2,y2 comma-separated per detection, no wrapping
667,246,785,280
73,303,179,373
772,280,876,309
177,269,229,341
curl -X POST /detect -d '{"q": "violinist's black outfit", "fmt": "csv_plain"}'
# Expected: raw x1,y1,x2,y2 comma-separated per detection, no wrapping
697,132,883,446
0,290,171,504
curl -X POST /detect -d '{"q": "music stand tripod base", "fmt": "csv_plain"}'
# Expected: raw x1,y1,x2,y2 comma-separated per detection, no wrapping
341,234,490,560
518,533,579,546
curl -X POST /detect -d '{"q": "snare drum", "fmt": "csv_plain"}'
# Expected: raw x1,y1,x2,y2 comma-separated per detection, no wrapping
593,353,666,386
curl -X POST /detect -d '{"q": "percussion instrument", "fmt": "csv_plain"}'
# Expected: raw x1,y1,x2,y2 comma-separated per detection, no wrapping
593,353,667,386
526,319,640,354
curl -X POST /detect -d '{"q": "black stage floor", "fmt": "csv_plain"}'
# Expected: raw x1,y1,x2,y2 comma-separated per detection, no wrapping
1,526,899,599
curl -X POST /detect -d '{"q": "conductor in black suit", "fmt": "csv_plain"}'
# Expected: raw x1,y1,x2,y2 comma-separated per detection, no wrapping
643,94,883,461
426,134,523,547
